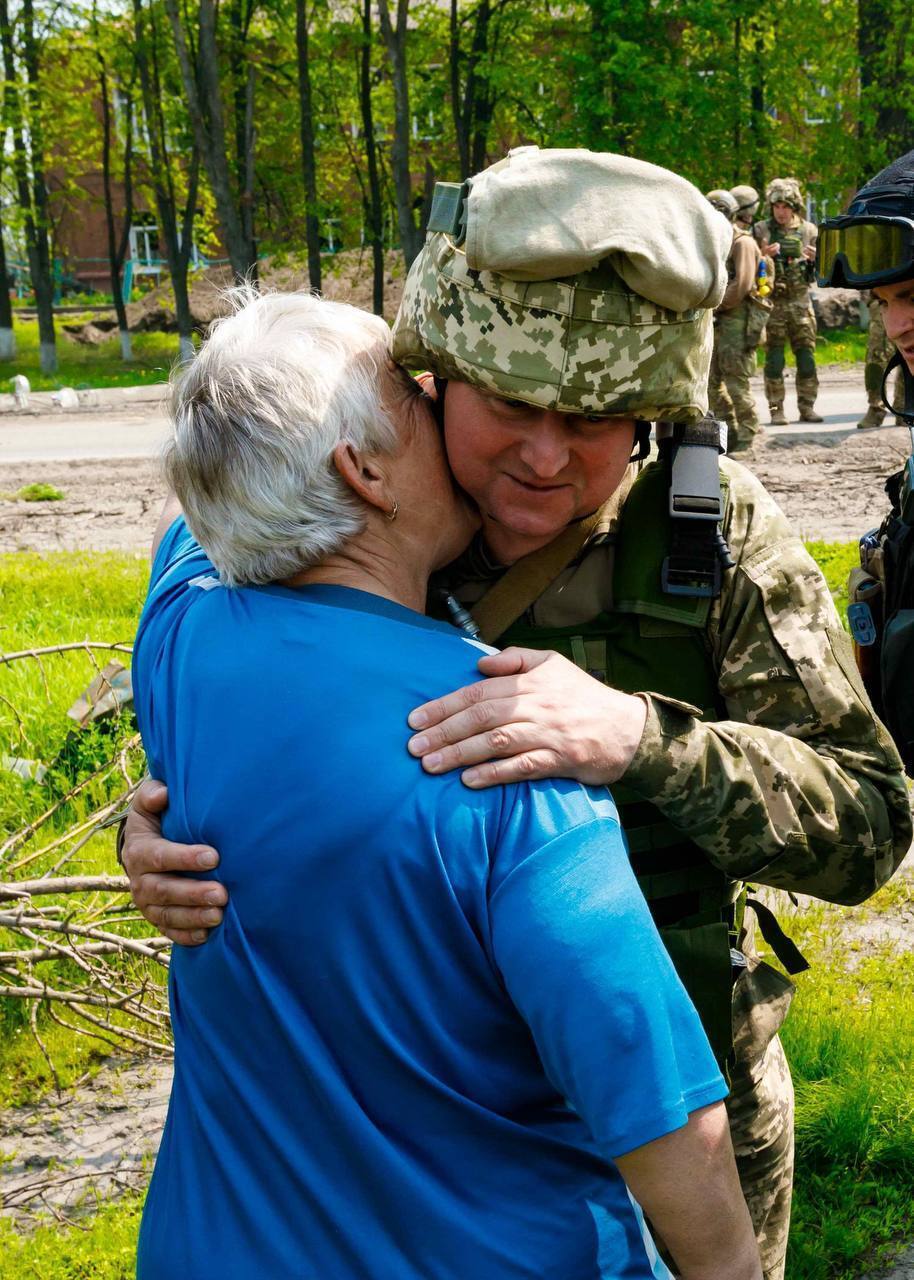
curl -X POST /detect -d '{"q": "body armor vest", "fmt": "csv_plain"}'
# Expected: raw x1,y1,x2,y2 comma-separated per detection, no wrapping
492,461,740,1065
765,217,816,293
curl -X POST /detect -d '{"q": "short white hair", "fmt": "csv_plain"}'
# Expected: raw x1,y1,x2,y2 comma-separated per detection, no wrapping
165,288,399,586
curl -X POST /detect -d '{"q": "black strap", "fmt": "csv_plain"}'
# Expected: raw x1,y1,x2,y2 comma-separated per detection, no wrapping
744,896,810,975
662,416,734,599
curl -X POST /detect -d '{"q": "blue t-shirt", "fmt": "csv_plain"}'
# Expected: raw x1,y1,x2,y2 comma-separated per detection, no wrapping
133,519,726,1280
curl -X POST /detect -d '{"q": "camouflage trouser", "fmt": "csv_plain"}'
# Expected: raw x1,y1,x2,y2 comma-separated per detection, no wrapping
728,953,795,1280
764,289,818,412
865,299,899,411
656,950,795,1280
709,311,761,447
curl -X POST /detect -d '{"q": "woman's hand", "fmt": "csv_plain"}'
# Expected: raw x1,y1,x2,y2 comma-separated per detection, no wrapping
407,647,648,788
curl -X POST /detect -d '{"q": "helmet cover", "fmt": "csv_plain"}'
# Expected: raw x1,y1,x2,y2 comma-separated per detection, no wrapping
766,177,805,212
392,147,728,423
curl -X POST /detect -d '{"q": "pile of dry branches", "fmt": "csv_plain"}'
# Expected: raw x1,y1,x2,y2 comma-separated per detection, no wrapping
0,642,172,1087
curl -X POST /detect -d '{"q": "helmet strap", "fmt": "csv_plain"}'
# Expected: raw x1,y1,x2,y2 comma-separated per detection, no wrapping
883,350,914,423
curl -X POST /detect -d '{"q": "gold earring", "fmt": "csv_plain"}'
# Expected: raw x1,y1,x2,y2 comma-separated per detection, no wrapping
385,500,399,522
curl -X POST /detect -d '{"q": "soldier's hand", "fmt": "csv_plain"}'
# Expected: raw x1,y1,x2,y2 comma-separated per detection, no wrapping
802,244,816,261
123,778,227,946
407,647,648,788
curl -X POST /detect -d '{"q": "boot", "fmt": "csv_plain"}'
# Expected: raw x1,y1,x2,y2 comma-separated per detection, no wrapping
796,372,821,422
764,375,786,425
857,404,885,430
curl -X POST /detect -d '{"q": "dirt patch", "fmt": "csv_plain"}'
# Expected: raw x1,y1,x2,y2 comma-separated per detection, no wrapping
68,250,408,343
0,406,909,556
748,420,910,543
0,1055,171,1228
0,457,163,554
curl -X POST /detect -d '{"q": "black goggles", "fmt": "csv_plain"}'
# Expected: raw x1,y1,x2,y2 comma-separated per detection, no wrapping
816,215,914,287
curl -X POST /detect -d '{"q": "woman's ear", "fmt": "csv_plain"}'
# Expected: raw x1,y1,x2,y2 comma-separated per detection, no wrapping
332,442,391,515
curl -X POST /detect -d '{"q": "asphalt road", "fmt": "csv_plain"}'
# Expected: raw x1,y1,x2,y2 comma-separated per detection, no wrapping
0,369,895,464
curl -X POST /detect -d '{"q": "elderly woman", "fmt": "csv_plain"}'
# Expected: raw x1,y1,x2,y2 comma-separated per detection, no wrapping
132,289,760,1280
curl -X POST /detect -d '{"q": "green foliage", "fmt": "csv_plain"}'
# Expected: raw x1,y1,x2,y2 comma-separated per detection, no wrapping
0,1192,144,1278
3,319,181,391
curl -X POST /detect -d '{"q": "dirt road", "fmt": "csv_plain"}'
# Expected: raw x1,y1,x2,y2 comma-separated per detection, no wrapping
0,368,909,553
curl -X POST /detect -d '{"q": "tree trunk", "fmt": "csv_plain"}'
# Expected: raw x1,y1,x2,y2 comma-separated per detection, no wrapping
0,164,15,359
449,0,469,178
163,0,255,279
858,0,914,179
0,0,55,372
748,17,766,196
360,0,384,314
97,52,134,361
133,0,199,355
377,0,420,267
296,0,321,290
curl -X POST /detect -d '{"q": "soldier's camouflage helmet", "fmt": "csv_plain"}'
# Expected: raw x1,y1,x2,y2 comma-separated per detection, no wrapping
391,146,732,423
730,184,759,220
706,189,739,219
766,177,805,212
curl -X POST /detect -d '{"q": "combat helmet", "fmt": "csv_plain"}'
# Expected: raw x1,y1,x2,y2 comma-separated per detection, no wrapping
817,150,914,290
766,177,804,213
818,149,914,422
706,189,738,220
391,146,732,424
730,184,759,222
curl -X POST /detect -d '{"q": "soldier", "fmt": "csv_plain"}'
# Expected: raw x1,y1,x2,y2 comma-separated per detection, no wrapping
754,178,822,424
858,291,899,429
121,148,911,1280
706,188,768,452
731,184,760,232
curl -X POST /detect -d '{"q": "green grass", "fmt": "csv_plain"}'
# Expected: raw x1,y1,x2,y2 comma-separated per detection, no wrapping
0,551,151,1107
774,886,914,1279
2,542,912,1279
756,324,869,367
0,1191,144,1277
0,316,183,392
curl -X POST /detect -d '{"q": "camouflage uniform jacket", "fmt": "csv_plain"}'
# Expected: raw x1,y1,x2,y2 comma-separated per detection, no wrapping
445,458,911,905
753,216,817,299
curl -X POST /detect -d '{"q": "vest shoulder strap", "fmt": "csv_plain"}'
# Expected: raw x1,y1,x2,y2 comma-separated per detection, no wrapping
614,461,731,628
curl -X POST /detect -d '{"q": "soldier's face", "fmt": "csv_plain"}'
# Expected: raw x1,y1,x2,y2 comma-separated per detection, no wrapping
772,202,794,227
442,381,636,563
872,279,914,373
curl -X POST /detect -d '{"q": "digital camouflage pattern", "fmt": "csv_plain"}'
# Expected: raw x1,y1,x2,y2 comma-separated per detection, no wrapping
709,313,761,447
392,230,715,422
710,229,765,447
753,215,819,415
624,458,909,899
729,954,796,1280
447,458,910,1280
765,177,805,212
858,297,898,425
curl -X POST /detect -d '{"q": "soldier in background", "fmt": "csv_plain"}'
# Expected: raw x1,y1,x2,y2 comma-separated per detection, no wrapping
858,292,899,429
731,184,760,232
754,178,821,424
706,189,767,452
